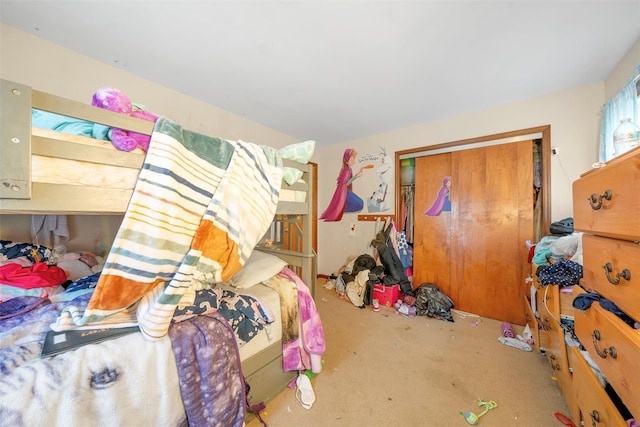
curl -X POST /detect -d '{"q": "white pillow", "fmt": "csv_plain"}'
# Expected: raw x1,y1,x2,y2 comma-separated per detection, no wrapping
230,250,288,289
279,140,315,185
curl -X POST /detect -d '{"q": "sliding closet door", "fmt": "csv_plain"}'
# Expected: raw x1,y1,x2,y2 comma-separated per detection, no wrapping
413,153,453,298
451,141,532,324
412,141,533,325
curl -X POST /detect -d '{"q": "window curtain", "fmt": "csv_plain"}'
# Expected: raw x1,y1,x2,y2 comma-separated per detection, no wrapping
599,66,640,162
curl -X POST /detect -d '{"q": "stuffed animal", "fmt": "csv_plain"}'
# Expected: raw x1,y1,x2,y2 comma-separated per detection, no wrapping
91,87,159,152
48,245,104,281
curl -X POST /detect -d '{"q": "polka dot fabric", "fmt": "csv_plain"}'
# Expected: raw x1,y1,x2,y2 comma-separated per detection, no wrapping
538,260,583,287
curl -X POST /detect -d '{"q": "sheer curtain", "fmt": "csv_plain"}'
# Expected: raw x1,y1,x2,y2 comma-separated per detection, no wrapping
599,66,640,162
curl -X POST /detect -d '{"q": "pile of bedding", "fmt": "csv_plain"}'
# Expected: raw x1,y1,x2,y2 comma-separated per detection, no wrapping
0,253,276,426
0,244,323,426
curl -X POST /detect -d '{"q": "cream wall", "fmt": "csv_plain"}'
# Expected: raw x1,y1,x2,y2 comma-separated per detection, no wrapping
0,24,301,253
315,37,640,275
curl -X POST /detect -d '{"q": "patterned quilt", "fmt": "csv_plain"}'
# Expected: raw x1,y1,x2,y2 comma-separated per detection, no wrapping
55,118,284,339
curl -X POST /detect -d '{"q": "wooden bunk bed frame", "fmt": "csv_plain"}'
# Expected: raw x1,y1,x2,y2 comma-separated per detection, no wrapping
0,78,316,407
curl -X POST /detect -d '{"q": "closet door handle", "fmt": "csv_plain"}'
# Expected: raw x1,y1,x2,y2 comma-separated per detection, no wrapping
591,330,617,359
602,262,631,285
588,189,612,210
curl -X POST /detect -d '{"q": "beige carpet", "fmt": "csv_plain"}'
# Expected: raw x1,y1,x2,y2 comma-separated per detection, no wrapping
248,280,570,427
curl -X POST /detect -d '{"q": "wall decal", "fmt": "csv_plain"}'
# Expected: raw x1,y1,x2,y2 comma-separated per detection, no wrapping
320,148,369,222
366,147,393,213
424,176,451,216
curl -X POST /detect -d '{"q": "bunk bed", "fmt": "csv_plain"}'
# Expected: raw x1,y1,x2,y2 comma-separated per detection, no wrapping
0,79,321,426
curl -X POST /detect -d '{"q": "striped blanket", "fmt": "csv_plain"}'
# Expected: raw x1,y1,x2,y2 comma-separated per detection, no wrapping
55,118,283,339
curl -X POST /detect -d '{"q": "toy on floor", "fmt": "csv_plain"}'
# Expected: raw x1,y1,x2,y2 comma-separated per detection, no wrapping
501,321,515,338
91,87,159,152
463,398,497,425
395,302,416,317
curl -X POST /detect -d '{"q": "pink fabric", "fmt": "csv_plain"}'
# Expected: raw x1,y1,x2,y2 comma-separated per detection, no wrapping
279,268,326,373
501,321,515,338
0,262,67,289
320,162,353,222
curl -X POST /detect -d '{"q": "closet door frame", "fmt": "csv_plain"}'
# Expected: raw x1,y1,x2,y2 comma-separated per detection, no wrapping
394,125,551,237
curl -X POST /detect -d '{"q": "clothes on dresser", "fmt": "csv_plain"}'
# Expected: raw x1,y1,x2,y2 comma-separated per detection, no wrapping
531,233,584,266
531,235,561,265
551,233,583,265
573,292,637,327
538,260,583,287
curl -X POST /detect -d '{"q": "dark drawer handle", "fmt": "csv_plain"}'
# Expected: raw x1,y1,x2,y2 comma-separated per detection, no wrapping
603,262,631,285
590,410,600,427
549,354,560,371
591,330,617,359
588,189,612,210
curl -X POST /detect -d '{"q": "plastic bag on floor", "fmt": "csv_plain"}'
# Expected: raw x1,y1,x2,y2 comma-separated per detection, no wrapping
414,283,455,322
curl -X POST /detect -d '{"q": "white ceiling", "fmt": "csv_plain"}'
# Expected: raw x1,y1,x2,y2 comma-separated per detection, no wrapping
2,1,639,148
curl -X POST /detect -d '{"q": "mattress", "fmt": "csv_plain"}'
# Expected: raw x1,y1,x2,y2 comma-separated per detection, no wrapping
219,282,282,361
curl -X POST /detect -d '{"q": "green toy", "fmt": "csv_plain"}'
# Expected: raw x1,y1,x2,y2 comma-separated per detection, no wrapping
464,398,498,425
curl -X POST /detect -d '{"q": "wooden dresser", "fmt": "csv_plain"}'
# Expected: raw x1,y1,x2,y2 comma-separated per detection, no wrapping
571,145,640,426
523,262,582,422
524,146,640,426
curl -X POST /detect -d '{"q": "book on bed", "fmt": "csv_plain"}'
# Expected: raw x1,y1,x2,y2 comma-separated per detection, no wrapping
41,326,140,357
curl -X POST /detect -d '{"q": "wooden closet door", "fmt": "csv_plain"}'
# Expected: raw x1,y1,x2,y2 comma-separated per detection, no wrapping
451,141,532,324
412,141,533,325
413,153,453,298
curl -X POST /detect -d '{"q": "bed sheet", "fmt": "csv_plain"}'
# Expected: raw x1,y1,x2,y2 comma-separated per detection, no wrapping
218,282,282,361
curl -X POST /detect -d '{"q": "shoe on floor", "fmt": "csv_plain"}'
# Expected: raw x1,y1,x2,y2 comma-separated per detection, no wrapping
498,336,532,352
295,373,316,409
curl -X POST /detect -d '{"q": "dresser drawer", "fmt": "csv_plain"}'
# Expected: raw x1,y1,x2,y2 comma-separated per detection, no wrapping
572,146,640,241
537,284,560,324
574,301,640,419
523,295,546,351
554,355,581,426
581,234,640,321
541,310,581,424
560,290,575,318
570,346,628,427
545,315,569,375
